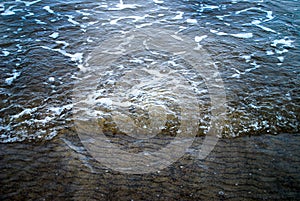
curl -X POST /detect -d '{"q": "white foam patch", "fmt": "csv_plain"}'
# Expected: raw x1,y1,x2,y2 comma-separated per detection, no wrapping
11,108,37,120
0,3,4,12
266,11,274,21
153,0,164,4
88,21,98,25
236,7,274,22
76,10,92,16
41,46,83,63
65,52,83,63
266,50,274,55
129,58,144,64
5,71,21,85
231,60,260,78
210,29,227,36
186,19,197,24
16,44,22,52
251,20,277,33
49,32,59,39
49,104,73,116
86,37,93,43
2,50,10,56
110,14,149,25
98,4,108,8
79,91,107,107
275,49,288,54
66,15,80,25
173,11,184,20
211,29,253,38
16,0,41,7
25,12,34,17
135,22,153,28
43,6,54,14
55,40,69,48
35,19,47,25
109,0,141,10
195,35,207,43
171,34,184,41
241,55,251,63
77,64,87,72
232,0,264,3
1,6,16,16
33,116,55,124
200,4,219,11
48,77,55,82
271,38,294,47
1,102,73,142
257,25,276,33
97,98,113,107
249,61,260,69
230,33,253,39
175,26,187,34
277,56,284,62
216,16,224,20
231,73,240,78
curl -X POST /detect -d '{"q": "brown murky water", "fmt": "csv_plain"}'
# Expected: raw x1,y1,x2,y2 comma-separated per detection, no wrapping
1,133,300,200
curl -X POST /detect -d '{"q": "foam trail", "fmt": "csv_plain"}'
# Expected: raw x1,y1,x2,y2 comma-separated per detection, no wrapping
5,71,21,85
2,50,10,56
16,0,41,6
43,6,55,14
210,29,253,38
1,6,15,16
153,0,164,4
173,11,184,20
49,32,59,39
195,35,208,43
187,19,197,24
109,0,141,10
252,20,276,33
41,46,83,63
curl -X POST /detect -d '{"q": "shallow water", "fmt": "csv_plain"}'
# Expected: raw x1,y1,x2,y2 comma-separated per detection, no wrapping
1,134,300,200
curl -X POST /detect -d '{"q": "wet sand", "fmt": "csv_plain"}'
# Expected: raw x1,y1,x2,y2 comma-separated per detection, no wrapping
1,133,299,200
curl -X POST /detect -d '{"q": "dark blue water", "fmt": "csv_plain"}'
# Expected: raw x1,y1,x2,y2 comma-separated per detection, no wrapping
0,0,299,142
